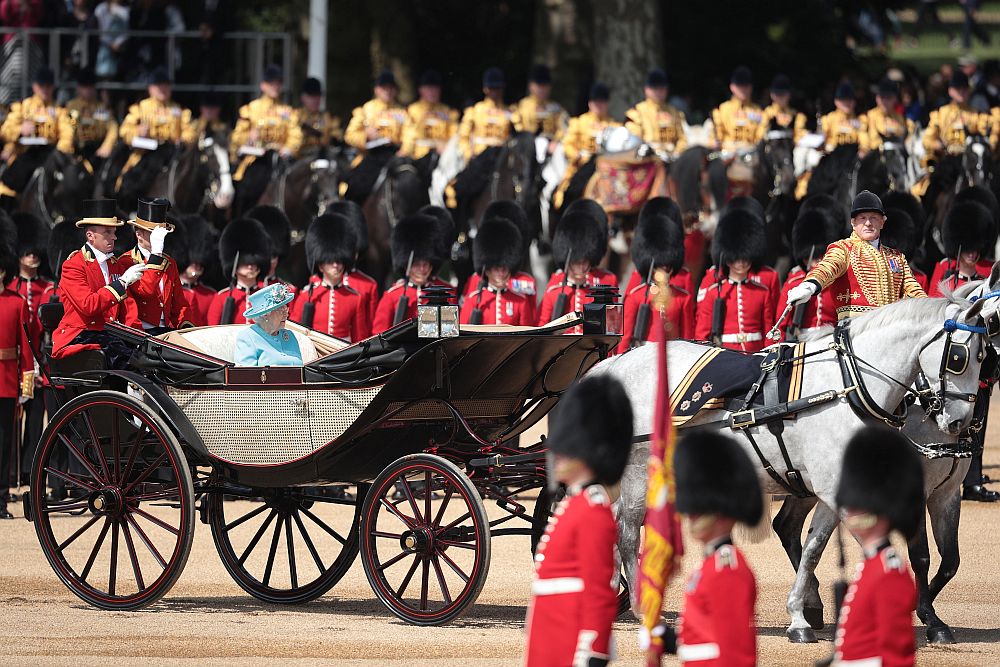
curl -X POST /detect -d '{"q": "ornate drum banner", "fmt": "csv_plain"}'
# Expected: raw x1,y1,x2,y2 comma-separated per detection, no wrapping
584,154,668,215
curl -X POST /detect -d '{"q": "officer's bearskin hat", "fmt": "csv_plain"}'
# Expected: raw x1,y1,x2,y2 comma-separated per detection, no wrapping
391,214,447,275
306,214,359,275
547,375,633,486
954,184,1000,223
12,211,49,261
800,193,849,228
638,197,682,227
246,205,291,259
792,207,841,268
417,205,457,262
0,214,17,281
632,212,684,278
881,190,926,234
675,431,762,525
724,195,765,222
178,214,218,270
474,217,522,273
712,208,767,269
564,197,609,228
326,200,368,254
483,199,533,256
879,208,919,258
943,200,996,257
220,218,273,278
161,213,188,269
47,219,85,280
835,426,924,540
553,210,607,267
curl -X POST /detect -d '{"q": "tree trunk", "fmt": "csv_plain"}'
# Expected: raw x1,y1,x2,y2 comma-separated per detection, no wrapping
590,0,664,118
533,0,595,115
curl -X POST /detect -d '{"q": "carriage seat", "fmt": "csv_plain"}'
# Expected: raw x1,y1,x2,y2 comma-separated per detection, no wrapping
157,325,321,365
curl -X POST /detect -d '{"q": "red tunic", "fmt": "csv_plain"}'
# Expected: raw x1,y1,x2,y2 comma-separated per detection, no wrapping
463,270,537,324
625,266,694,296
290,282,371,342
695,277,775,353
524,484,619,667
545,267,619,291
537,278,604,334
7,274,53,351
459,286,533,325
206,284,257,325
775,267,837,339
128,248,191,329
182,282,216,327
912,268,929,293
370,278,452,334
833,543,916,667
345,269,380,324
696,266,778,303
927,259,988,297
52,245,137,357
0,289,34,399
677,540,757,667
618,282,693,353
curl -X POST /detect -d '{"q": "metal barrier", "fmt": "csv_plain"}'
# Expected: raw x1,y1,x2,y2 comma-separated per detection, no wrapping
0,27,292,102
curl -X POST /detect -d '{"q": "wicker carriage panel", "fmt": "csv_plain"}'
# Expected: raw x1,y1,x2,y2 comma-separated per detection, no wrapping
307,386,382,446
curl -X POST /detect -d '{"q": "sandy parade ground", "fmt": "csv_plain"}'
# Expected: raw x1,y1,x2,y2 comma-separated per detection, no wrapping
2,396,1000,666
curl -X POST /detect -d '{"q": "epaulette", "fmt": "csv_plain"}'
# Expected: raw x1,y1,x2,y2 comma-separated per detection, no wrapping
351,269,376,283
714,544,738,571
545,282,568,294
881,546,905,573
627,283,647,296
385,280,406,293
745,279,770,291
584,484,611,507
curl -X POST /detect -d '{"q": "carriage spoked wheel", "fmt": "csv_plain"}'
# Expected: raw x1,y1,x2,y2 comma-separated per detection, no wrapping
360,454,491,626
207,485,363,604
30,391,195,610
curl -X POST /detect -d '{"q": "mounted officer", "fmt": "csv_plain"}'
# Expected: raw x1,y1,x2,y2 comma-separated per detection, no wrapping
512,65,568,152
922,70,990,168
819,81,862,153
298,77,342,157
758,74,807,143
342,69,407,204
65,68,118,175
860,78,915,156
625,68,688,159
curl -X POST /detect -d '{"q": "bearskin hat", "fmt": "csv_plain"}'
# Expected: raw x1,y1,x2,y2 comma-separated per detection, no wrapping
724,196,765,223
632,213,684,277
792,208,841,267
325,200,368,254
11,211,49,260
161,213,189,269
473,217,522,273
417,205,457,261
712,208,767,268
391,214,447,275
675,431,762,525
547,375,633,486
564,197,609,228
178,214,217,270
246,205,291,259
47,220,85,280
954,185,1000,223
835,426,924,540
638,197,682,227
880,190,926,234
553,210,607,267
306,214,359,274
483,199,532,254
0,214,16,281
943,200,996,257
219,218,273,278
879,208,919,258
800,193,848,227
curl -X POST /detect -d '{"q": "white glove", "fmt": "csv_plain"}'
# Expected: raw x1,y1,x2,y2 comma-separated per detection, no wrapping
786,281,818,306
120,263,149,287
149,226,170,255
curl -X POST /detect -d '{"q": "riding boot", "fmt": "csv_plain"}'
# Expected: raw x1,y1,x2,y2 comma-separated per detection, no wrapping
0,194,16,212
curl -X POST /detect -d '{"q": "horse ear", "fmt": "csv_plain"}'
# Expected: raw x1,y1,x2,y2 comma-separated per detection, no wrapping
964,296,986,321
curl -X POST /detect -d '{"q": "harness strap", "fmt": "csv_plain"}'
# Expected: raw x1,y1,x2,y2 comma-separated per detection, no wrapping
835,322,908,427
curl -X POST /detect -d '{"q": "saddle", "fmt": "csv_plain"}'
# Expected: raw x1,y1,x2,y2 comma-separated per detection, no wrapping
584,154,667,214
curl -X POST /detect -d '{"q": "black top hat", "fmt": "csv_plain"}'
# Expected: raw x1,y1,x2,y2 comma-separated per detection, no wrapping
770,73,792,94
419,69,443,87
375,69,396,87
675,432,762,524
529,64,552,84
850,190,884,217
877,77,899,97
589,82,610,101
132,197,173,230
950,70,970,89
646,68,669,88
262,64,284,83
730,65,753,86
483,67,505,89
302,77,322,96
834,81,855,100
33,66,55,86
76,68,97,86
147,66,172,85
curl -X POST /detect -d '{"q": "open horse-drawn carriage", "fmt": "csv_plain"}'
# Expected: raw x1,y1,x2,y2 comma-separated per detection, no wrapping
24,294,622,625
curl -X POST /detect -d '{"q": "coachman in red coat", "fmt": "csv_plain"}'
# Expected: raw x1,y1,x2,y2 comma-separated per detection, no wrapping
126,198,192,333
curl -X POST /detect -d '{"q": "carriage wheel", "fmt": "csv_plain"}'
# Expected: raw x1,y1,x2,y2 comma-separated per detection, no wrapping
360,454,491,626
207,486,363,604
30,391,195,610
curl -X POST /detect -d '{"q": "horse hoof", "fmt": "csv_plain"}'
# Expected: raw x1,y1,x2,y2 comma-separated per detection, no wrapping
804,606,825,630
927,626,956,645
787,627,818,644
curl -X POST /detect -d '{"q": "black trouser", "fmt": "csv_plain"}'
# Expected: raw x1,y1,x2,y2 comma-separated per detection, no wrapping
117,143,177,210
1,145,54,194
0,398,13,501
18,394,45,484
70,330,135,370
964,405,990,488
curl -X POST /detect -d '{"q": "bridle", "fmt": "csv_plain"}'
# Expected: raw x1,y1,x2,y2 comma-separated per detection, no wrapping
913,314,987,418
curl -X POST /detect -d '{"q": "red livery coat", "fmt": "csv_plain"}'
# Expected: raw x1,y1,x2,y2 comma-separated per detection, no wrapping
128,248,191,329
459,286,533,325
0,289,34,398
695,277,775,353
775,267,837,338
371,278,452,334
52,245,137,357
182,282,216,327
927,259,989,297
833,543,916,667
7,274,53,351
524,484,619,667
618,282,694,353
290,282,371,342
463,270,537,324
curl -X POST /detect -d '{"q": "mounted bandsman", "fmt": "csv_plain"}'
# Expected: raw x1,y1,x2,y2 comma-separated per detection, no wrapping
787,190,926,318
460,216,532,326
65,68,118,173
859,78,915,156
556,82,621,210
512,65,568,150
922,70,990,168
298,77,342,156
342,69,407,204
400,70,458,163
819,81,862,153
126,198,191,333
206,217,273,325
710,66,762,154
625,68,688,158
757,74,807,144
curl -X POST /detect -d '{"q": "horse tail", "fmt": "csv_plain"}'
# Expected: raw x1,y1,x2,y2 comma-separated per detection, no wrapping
734,492,773,544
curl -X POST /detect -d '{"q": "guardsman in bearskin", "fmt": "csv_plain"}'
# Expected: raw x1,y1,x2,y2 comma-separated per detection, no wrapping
0,67,74,210
0,224,35,518
929,200,995,296
230,65,302,216
246,204,297,294
206,217,273,325
695,198,779,303
371,214,451,334
298,77,343,156
291,214,370,342
126,198,191,333
832,426,920,667
655,432,760,667
556,83,621,211
193,92,229,144
545,199,617,290
923,71,989,168
819,82,862,153
711,66,762,154
625,68,688,158
776,205,842,339
525,374,632,667
401,69,459,164
513,65,568,149
7,212,52,334
65,68,118,174
860,78,915,157
52,199,149,367
176,214,218,327
787,190,926,318
461,217,533,326
537,208,611,332
619,207,692,352
116,67,197,209
625,198,695,295
325,200,380,323
695,207,775,352
758,74,807,143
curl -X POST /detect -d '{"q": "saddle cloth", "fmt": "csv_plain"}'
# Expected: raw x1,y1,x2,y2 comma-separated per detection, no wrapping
671,342,806,427
584,154,667,214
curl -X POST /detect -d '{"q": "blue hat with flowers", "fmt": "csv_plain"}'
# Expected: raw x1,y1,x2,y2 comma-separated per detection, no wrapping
243,283,294,320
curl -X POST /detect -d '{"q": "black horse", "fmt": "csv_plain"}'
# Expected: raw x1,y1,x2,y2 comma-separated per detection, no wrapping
361,155,430,287
19,148,94,225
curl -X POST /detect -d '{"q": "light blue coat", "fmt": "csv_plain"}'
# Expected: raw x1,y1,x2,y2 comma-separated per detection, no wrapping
234,324,303,366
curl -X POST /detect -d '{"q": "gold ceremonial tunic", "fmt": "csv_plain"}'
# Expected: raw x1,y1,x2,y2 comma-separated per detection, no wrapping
711,98,763,152
400,99,458,159
512,95,567,142
0,94,74,162
859,107,914,154
757,103,807,143
65,97,117,154
458,98,513,160
804,232,926,319
344,98,406,152
819,109,862,152
231,96,301,180
118,97,196,176
923,102,989,159
193,117,229,142
624,98,687,154
298,109,342,153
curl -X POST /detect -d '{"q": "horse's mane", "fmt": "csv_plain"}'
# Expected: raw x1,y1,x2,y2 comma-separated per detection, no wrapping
841,295,966,336
807,144,857,197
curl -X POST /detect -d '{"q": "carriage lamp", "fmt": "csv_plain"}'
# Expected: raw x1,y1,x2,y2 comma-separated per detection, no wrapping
417,286,460,338
583,285,623,336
